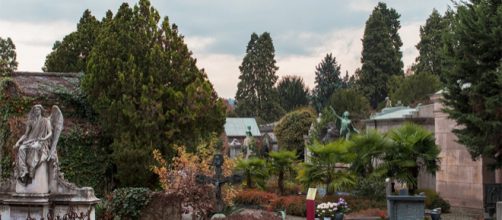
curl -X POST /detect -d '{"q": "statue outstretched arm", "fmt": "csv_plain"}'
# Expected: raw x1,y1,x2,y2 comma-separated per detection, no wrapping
351,124,360,134
329,106,342,120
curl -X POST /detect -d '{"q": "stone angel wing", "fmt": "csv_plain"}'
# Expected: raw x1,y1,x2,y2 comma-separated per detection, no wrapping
49,105,64,162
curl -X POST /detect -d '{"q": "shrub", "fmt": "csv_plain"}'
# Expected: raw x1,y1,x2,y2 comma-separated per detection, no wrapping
352,176,386,201
271,195,306,217
226,211,281,220
109,188,151,220
417,189,451,213
234,189,278,208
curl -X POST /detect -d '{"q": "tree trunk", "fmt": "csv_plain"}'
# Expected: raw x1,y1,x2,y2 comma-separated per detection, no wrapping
246,170,253,188
278,170,284,195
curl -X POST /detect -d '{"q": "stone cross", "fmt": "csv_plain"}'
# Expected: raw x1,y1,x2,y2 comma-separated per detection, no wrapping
196,153,242,213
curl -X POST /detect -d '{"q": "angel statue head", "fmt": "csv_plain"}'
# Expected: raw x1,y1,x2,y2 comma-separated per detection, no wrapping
14,105,63,185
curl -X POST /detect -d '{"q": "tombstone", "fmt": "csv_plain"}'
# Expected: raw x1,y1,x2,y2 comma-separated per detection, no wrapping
0,105,99,219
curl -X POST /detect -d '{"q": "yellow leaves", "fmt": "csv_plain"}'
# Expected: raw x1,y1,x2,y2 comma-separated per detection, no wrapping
151,142,241,209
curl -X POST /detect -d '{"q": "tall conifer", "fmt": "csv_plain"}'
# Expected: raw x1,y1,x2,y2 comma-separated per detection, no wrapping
359,2,403,108
235,32,284,123
82,0,225,186
312,53,343,111
443,0,502,166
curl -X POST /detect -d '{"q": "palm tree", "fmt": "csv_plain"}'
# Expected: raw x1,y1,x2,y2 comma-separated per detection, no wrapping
235,157,268,188
268,150,296,195
297,140,356,195
349,129,392,177
380,122,440,193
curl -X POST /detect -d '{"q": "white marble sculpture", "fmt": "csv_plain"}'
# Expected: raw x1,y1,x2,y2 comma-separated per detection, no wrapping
14,104,63,186
0,104,99,219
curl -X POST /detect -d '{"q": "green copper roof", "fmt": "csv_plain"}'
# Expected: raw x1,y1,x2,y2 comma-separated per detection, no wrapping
224,118,261,137
370,106,418,120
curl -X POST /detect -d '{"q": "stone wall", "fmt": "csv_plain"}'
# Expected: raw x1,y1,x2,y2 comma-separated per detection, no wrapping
432,93,494,209
139,192,181,220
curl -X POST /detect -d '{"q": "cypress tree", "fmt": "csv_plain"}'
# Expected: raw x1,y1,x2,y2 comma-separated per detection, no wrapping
235,32,284,123
414,9,450,81
82,0,225,186
359,2,403,108
44,10,101,72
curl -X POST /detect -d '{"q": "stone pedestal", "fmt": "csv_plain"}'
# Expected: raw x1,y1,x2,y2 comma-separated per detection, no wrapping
387,195,425,220
0,175,99,220
15,162,49,194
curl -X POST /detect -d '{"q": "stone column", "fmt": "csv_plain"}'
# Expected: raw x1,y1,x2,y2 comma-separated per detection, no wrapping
497,202,502,220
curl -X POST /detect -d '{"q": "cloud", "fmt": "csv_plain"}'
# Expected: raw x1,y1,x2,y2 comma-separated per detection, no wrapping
400,21,422,70
0,20,75,71
185,36,216,53
348,0,377,12
195,22,423,99
193,53,242,99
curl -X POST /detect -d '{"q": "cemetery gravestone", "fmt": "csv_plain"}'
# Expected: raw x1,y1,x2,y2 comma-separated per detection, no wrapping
0,105,99,219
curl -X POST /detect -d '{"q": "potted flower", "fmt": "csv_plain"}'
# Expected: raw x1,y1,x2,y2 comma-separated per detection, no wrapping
334,198,350,220
316,202,336,220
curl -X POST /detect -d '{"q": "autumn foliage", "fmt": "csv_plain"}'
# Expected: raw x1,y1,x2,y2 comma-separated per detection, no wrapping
152,141,239,218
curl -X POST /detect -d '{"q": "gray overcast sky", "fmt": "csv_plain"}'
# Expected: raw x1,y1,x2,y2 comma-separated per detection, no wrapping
0,0,451,98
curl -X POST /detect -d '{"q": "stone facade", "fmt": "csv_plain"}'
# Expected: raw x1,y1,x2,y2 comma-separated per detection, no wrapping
364,105,436,190
431,92,495,209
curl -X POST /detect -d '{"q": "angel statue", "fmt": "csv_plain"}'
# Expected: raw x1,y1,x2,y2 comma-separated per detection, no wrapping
330,106,359,140
13,105,63,185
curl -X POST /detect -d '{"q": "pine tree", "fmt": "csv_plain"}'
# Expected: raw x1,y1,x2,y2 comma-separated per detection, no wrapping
312,53,343,111
44,10,101,72
82,0,225,186
414,9,449,81
0,37,17,75
359,2,403,108
277,76,309,113
442,0,502,167
235,32,284,123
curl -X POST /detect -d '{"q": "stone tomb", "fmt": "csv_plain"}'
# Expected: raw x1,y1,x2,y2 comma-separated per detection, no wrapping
0,105,99,219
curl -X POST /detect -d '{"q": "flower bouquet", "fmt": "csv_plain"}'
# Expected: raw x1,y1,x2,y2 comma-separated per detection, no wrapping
316,202,337,219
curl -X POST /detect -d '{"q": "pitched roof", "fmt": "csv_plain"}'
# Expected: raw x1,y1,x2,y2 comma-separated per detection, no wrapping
224,117,260,137
2,72,81,97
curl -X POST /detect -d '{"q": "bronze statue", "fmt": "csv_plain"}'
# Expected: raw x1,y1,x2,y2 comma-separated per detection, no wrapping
330,107,359,140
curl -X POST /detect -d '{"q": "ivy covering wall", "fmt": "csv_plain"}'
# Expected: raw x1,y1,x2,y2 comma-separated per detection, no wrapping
0,76,113,197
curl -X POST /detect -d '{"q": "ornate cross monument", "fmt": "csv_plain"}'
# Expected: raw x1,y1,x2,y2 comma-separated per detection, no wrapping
0,105,99,219
196,153,242,213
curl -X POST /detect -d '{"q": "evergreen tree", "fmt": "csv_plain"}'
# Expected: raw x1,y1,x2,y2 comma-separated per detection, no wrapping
328,88,371,121
277,76,309,112
235,32,284,123
0,37,17,75
312,53,343,111
341,71,357,89
44,10,101,72
82,0,225,186
387,72,441,106
442,0,502,167
413,9,449,81
359,2,403,108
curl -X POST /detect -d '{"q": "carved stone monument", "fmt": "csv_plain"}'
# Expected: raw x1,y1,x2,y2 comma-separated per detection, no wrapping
242,126,255,160
0,105,99,220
